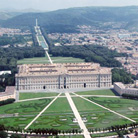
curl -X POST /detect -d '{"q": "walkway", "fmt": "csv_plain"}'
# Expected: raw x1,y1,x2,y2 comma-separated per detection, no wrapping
46,51,53,64
17,95,120,103
18,96,57,102
24,93,61,130
73,92,136,123
15,91,19,101
79,95,121,98
65,93,91,138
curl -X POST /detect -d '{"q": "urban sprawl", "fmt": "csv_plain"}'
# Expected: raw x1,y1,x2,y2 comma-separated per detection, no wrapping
48,25,138,76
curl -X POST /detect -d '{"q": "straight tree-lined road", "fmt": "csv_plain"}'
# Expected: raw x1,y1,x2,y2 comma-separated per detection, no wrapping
35,23,53,64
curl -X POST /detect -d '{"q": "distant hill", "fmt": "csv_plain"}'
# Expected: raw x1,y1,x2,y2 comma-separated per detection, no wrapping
0,12,21,20
0,8,44,20
1,6,138,31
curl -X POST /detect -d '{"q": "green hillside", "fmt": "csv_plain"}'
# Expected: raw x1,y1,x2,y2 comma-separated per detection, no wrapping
1,6,138,31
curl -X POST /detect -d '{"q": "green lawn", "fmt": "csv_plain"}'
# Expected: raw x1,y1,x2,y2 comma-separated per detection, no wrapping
72,97,132,128
30,98,79,130
0,99,51,115
0,90,137,131
0,99,52,129
17,56,84,64
88,97,138,120
51,136,84,138
91,132,117,138
19,92,58,100
72,97,104,112
30,114,78,130
17,56,50,64
0,116,34,129
44,98,72,113
74,89,116,96
33,136,84,138
52,57,84,63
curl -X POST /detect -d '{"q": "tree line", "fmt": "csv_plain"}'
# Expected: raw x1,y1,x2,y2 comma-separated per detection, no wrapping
112,68,135,84
0,99,15,106
0,46,45,91
122,94,138,99
49,45,126,67
49,45,135,84
0,122,138,138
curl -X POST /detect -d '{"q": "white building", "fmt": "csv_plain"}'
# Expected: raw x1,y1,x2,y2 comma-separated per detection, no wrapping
16,63,112,92
114,82,138,96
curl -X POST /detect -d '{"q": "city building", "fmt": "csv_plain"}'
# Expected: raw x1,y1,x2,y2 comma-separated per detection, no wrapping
114,82,138,96
15,63,112,92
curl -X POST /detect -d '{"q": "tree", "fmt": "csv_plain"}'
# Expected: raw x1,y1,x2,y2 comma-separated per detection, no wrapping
112,68,134,84
0,131,8,138
10,134,22,138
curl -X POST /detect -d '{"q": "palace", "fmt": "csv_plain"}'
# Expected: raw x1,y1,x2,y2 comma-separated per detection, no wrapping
15,63,112,91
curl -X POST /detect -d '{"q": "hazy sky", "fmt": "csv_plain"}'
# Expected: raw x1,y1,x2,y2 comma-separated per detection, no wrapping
0,0,138,11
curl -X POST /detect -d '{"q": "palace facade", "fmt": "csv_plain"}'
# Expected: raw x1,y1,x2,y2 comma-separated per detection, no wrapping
16,63,112,91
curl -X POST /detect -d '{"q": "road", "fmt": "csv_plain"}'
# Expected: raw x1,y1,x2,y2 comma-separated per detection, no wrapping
24,93,61,130
73,92,136,123
65,93,91,138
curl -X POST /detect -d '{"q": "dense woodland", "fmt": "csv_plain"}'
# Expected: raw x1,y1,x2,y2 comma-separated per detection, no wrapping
0,46,45,91
49,45,126,67
112,68,135,84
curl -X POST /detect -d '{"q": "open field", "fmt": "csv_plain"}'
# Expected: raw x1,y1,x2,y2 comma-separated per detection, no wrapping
19,92,58,100
74,89,116,96
17,56,84,64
